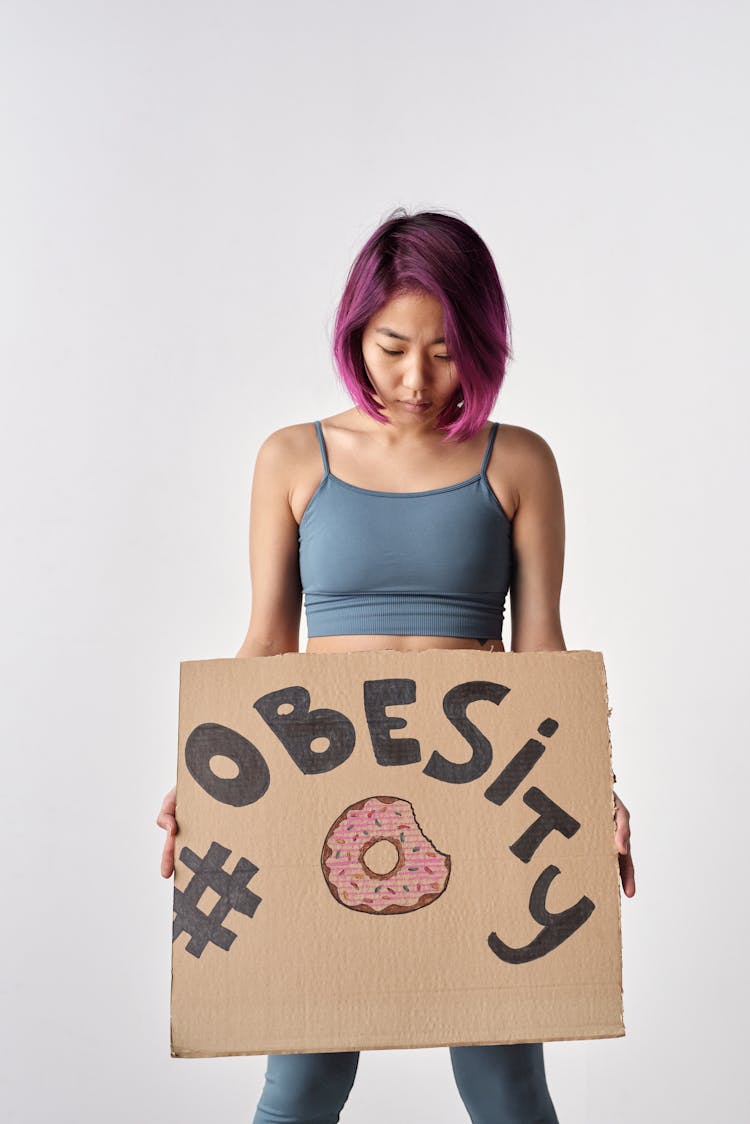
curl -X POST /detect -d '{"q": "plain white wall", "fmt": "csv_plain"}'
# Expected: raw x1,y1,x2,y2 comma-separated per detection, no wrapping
2,1,748,1121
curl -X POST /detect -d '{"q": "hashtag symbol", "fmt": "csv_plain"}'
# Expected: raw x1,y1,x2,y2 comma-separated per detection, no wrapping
172,841,262,958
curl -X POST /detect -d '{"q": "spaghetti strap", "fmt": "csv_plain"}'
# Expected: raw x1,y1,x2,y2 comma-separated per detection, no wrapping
314,420,330,475
480,422,499,477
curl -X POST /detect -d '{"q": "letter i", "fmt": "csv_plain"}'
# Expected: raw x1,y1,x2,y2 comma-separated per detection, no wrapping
483,717,559,806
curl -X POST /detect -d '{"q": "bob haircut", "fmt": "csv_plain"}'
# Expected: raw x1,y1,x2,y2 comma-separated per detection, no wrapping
332,208,513,443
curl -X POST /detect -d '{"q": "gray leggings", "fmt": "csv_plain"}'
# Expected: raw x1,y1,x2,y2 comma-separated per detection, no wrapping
253,1042,559,1123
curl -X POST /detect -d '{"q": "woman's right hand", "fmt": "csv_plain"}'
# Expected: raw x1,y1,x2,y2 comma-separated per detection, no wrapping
156,784,178,878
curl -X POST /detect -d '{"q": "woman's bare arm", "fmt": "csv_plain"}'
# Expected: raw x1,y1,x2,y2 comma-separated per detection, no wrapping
236,426,303,657
508,427,566,654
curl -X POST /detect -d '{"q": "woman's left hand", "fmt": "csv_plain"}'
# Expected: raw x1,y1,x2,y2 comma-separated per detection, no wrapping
613,790,636,897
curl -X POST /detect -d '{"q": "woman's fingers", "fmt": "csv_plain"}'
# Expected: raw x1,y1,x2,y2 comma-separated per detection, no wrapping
613,791,629,851
161,822,176,879
613,790,636,897
618,844,636,898
157,785,178,879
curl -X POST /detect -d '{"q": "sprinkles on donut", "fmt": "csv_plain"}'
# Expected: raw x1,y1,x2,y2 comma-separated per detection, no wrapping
320,795,451,914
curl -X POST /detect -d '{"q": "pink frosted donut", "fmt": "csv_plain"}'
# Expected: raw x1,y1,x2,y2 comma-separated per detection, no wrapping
320,795,451,914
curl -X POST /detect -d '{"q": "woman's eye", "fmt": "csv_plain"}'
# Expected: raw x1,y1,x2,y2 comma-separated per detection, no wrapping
380,346,452,361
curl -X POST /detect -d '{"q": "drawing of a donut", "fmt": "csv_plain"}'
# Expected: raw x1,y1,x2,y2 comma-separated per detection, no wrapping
320,796,451,914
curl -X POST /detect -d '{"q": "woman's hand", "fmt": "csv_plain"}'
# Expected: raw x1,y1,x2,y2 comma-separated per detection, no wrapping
156,784,177,879
613,790,636,897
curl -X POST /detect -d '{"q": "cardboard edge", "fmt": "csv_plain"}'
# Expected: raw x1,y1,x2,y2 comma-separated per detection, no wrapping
177,650,608,677
595,652,626,1036
169,662,184,1058
170,1024,627,1059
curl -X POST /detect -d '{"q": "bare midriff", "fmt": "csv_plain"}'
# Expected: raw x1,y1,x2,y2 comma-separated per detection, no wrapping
305,634,506,654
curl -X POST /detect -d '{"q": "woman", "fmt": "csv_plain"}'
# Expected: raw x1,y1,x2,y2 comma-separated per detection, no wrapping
157,209,636,1123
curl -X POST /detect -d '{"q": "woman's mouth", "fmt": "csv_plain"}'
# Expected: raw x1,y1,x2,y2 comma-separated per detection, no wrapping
400,401,431,412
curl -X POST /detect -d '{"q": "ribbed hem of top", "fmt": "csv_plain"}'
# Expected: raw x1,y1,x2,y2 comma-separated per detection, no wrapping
304,592,505,639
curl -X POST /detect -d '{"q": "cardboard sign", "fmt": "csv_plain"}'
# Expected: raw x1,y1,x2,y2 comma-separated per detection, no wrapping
170,649,624,1058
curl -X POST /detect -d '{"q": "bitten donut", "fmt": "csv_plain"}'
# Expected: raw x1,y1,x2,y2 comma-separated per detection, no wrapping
320,795,451,914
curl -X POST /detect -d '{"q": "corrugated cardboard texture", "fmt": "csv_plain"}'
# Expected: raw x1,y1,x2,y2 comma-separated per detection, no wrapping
170,649,624,1057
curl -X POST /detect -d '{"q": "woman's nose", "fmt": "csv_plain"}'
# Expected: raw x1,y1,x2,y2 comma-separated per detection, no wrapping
401,360,431,389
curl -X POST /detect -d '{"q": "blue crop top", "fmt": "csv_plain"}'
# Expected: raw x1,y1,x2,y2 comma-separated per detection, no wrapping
298,419,513,640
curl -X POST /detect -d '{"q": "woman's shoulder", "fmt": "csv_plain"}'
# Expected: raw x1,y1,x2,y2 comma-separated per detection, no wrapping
257,417,325,454
494,423,562,512
498,421,559,462
253,415,352,482
260,410,354,445
259,412,364,472
250,425,312,492
496,427,564,532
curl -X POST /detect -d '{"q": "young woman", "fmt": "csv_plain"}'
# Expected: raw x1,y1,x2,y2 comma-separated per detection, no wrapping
157,209,636,1123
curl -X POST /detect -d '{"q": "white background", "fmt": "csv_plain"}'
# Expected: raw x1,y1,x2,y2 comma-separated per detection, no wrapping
2,2,748,1121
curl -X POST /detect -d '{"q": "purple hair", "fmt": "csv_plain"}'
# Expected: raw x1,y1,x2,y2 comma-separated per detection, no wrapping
332,208,513,443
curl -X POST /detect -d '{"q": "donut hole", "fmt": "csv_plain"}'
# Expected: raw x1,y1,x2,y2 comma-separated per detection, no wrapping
362,839,400,876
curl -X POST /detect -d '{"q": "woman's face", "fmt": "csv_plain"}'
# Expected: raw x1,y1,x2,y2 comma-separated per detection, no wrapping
360,290,460,424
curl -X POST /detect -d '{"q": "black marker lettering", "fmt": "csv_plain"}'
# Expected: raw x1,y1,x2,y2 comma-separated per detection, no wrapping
254,685,355,774
488,864,595,963
364,679,421,767
423,680,510,784
185,722,270,807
